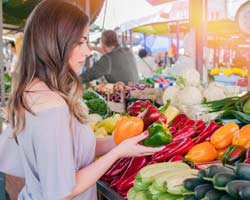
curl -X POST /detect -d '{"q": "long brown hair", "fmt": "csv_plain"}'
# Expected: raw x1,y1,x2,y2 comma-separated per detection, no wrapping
7,0,89,140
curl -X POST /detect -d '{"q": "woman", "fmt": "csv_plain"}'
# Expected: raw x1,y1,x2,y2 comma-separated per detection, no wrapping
0,1,163,200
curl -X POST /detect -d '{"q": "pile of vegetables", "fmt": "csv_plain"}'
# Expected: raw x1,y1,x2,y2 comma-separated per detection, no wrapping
202,92,250,124
128,162,198,200
183,163,250,200
83,90,110,118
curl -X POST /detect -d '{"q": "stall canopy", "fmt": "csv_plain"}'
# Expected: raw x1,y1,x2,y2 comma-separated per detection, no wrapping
3,0,104,26
94,0,174,30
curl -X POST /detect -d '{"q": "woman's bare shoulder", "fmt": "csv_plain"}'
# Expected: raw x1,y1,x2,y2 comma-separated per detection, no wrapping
24,80,67,113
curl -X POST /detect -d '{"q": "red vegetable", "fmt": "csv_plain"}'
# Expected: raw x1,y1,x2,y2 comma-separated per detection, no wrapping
127,100,151,116
103,157,131,177
244,148,250,164
115,156,148,191
169,154,183,162
139,101,170,129
193,121,222,145
193,120,206,134
168,126,177,135
173,125,196,141
173,114,188,128
183,119,195,127
152,137,194,162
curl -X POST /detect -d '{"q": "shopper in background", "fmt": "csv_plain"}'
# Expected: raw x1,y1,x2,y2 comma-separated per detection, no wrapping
0,1,163,200
136,48,158,78
80,30,139,85
7,41,18,73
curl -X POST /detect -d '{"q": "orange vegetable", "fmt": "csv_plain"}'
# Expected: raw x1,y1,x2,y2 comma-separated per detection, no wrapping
217,147,228,160
210,122,239,149
232,125,250,148
114,116,144,144
185,142,217,163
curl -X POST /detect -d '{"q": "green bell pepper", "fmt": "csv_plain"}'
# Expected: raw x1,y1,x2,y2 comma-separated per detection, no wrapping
222,145,246,166
143,120,172,147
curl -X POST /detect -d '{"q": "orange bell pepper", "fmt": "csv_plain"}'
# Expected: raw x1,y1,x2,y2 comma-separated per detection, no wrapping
185,142,217,163
232,125,250,148
114,116,144,144
210,122,239,149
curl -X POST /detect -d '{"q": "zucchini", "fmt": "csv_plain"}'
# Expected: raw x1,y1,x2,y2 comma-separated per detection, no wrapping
212,172,237,188
239,184,250,200
127,187,137,200
205,165,233,178
152,169,197,194
194,184,213,199
204,189,225,200
148,184,162,196
166,169,198,195
219,194,237,200
157,192,183,200
136,162,190,185
133,180,148,191
183,178,206,191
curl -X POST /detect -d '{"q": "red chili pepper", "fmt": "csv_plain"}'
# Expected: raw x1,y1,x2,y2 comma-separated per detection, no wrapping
244,148,250,164
169,154,183,162
117,190,128,198
183,119,195,127
117,174,136,192
152,137,194,162
139,101,170,129
127,100,151,116
173,114,188,128
103,157,131,177
168,126,177,135
115,156,148,191
194,120,206,134
193,121,222,145
173,125,196,141
109,177,121,188
174,117,189,130
152,140,181,158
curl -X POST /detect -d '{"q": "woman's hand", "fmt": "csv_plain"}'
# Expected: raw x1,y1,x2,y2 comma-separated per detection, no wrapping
113,131,164,158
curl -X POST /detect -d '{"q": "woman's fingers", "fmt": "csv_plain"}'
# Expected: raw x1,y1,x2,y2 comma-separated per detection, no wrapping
132,130,149,143
138,145,165,154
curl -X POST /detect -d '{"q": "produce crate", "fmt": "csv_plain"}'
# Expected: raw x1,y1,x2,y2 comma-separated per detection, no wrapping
97,181,124,200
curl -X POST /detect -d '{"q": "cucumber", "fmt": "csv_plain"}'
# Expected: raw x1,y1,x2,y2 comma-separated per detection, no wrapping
239,184,250,200
212,172,237,188
219,194,237,200
194,184,213,199
184,195,198,200
224,180,250,199
205,165,233,178
204,189,225,200
183,178,206,191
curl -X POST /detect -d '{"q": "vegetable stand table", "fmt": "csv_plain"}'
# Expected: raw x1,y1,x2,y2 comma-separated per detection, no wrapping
97,181,124,200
